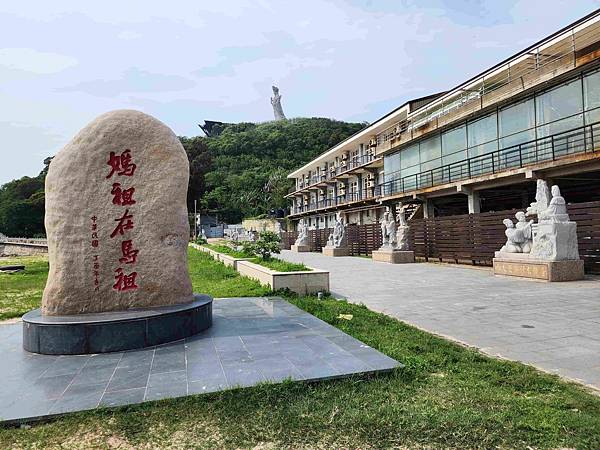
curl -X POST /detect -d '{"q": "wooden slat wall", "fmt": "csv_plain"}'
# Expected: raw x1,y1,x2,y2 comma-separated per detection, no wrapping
280,200,600,273
568,201,600,274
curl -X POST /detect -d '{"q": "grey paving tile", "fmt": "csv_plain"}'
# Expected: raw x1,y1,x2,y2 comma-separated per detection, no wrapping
106,366,150,392
145,370,188,401
100,388,146,408
40,356,89,378
49,383,106,414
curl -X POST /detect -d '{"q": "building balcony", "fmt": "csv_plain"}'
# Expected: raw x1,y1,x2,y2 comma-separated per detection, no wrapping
377,121,600,199
289,191,378,216
287,153,382,197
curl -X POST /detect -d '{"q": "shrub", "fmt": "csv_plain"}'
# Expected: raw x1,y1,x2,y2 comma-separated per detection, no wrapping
244,231,281,260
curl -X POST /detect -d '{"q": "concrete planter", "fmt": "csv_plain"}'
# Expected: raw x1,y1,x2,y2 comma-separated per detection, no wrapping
236,260,329,295
191,243,251,269
190,243,329,295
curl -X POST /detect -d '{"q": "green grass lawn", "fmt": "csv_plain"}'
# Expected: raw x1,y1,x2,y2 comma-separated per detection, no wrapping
0,255,49,320
1,250,600,448
204,243,310,272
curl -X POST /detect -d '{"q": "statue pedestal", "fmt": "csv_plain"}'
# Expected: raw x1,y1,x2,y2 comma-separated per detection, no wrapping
493,253,584,282
372,248,414,264
531,222,580,261
291,244,310,253
322,246,349,257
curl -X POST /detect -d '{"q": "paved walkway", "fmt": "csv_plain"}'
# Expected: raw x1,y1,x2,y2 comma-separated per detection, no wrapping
279,250,600,390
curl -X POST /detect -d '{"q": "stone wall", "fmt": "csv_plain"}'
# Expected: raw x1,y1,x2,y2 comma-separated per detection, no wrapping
0,242,48,257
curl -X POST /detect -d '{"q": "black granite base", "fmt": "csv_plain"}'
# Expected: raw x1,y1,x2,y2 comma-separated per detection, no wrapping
22,294,213,355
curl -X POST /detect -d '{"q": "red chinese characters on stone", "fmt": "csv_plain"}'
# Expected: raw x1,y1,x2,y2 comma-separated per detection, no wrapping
119,239,139,264
111,183,136,206
106,149,137,179
113,268,138,291
107,149,139,292
110,209,134,238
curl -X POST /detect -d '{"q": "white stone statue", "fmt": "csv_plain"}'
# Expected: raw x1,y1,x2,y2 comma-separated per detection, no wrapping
531,185,579,261
327,212,346,248
514,211,534,253
538,185,570,224
526,179,551,217
231,229,239,242
395,203,410,251
500,218,525,253
294,219,309,247
201,229,207,241
271,85,286,120
247,230,255,242
379,207,397,249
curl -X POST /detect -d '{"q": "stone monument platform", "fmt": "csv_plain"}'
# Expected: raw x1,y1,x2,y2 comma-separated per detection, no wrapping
23,295,213,355
1,297,400,425
323,246,349,257
493,253,584,282
372,249,414,264
291,244,310,253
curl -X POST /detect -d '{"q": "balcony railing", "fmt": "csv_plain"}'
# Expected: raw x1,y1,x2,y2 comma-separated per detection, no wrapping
291,191,377,215
377,121,600,197
294,153,379,192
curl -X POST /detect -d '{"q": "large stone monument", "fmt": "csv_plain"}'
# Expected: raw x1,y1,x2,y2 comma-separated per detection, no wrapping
372,204,415,263
23,110,213,355
291,218,310,252
323,212,349,257
493,180,584,281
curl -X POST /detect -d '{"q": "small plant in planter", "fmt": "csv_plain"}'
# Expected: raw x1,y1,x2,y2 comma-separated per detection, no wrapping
244,231,281,260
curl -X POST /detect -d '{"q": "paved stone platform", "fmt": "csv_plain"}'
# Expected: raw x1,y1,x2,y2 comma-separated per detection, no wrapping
279,250,600,390
0,297,399,424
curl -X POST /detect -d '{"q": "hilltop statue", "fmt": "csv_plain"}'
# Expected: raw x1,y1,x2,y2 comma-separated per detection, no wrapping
271,85,286,121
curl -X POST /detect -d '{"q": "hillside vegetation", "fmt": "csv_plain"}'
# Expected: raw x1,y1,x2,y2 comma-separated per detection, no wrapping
182,117,365,223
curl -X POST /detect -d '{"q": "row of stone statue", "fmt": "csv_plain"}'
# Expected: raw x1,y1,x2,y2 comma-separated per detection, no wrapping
293,203,411,252
498,180,579,261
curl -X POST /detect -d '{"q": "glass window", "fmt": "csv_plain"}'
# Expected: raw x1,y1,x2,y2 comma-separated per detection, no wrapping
537,115,583,138
584,69,600,124
468,141,498,158
536,78,583,125
442,149,467,165
384,152,400,182
499,129,536,149
499,98,535,137
419,135,441,162
441,125,466,155
468,113,497,148
400,164,419,179
421,158,442,172
400,143,419,168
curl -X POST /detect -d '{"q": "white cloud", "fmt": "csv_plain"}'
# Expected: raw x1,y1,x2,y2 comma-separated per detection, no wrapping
0,48,78,74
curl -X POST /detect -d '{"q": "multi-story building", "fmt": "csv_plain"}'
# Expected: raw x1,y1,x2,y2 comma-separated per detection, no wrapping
286,10,600,231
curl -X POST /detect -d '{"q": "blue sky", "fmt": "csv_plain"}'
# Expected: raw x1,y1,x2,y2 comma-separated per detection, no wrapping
1,0,598,185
